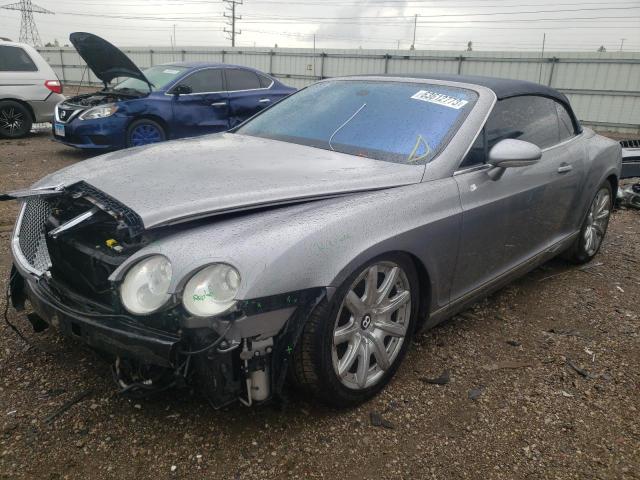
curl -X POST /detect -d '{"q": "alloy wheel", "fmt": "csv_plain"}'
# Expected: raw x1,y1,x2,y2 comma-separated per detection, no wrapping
0,106,26,136
331,261,412,390
583,187,611,256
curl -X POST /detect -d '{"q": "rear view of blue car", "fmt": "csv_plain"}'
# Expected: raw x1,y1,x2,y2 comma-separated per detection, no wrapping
53,32,295,150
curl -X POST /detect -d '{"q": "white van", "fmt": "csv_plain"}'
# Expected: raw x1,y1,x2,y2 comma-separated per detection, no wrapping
0,39,65,138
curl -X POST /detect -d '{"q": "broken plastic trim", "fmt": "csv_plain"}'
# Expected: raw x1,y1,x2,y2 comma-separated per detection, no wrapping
0,184,64,201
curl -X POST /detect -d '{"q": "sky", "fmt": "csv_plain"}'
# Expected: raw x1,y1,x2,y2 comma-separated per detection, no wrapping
1,0,639,52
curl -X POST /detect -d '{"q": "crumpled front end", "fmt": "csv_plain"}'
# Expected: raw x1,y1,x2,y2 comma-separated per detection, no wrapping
8,185,324,408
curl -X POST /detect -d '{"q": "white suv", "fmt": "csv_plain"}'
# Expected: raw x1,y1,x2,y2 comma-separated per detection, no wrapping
0,39,64,138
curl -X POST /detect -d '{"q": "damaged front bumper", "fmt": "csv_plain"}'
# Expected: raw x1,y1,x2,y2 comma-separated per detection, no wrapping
9,265,327,407
11,269,179,366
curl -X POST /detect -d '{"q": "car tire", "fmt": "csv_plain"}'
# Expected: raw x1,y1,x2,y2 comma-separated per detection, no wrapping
564,182,613,264
126,118,166,147
0,100,32,139
290,253,419,407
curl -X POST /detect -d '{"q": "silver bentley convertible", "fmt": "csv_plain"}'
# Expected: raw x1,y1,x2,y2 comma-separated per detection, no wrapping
5,74,621,408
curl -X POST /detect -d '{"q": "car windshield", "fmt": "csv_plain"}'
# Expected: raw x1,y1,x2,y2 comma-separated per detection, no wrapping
236,80,478,164
113,65,188,92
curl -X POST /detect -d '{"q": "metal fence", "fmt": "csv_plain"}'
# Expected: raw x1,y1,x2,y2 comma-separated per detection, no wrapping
38,46,640,133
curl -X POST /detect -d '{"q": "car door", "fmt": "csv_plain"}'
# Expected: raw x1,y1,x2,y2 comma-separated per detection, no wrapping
450,131,514,300
170,68,229,138
224,69,276,128
450,96,584,300
490,96,584,270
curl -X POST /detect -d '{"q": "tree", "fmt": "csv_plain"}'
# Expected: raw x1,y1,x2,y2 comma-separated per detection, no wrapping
467,41,473,52
597,45,607,52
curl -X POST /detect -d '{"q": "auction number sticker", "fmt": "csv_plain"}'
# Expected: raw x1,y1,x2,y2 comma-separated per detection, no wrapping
411,90,469,109
163,69,181,74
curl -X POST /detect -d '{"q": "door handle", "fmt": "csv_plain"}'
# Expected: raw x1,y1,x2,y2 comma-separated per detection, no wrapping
258,98,271,103
557,165,573,173
211,102,227,107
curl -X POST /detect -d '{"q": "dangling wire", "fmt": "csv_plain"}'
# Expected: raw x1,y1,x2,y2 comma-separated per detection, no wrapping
328,102,367,151
3,270,31,346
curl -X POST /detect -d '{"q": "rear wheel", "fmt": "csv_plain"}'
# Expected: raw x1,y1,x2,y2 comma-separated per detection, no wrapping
564,182,612,264
126,119,166,147
0,100,32,138
290,253,419,407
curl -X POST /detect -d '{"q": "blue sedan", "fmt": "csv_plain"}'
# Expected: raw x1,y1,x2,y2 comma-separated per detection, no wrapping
53,33,295,150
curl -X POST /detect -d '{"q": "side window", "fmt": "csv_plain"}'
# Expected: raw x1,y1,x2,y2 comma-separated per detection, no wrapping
459,130,486,168
225,69,261,91
0,46,38,72
258,74,273,88
180,69,223,93
556,102,576,141
486,96,560,150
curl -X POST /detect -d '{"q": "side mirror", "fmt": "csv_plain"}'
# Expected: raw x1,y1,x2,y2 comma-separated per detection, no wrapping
487,139,542,180
171,84,192,96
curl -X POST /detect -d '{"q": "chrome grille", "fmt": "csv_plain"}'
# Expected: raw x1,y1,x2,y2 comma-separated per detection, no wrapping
15,197,52,274
55,105,81,124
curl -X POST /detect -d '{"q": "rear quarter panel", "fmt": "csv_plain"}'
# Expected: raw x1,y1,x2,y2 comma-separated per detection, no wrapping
575,129,622,224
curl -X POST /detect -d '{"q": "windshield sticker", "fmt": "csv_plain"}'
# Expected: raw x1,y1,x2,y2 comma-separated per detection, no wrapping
411,90,469,109
163,69,180,74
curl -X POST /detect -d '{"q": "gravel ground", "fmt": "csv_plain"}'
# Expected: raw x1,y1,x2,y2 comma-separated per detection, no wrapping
0,131,639,480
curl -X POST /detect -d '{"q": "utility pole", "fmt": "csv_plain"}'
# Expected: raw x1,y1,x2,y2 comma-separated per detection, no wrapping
619,38,626,51
223,0,242,47
0,0,53,46
538,32,546,83
410,14,417,50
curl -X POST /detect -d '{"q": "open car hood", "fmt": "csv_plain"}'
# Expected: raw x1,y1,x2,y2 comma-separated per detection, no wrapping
29,134,425,229
69,32,150,87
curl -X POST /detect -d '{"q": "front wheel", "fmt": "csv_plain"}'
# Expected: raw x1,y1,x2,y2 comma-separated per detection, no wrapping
290,253,419,407
126,119,166,147
564,182,612,264
0,100,32,139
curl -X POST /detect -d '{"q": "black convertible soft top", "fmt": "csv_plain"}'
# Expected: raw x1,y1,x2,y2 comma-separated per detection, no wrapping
373,73,581,132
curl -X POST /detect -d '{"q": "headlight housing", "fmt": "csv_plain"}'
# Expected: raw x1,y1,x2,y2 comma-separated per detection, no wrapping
120,255,172,315
79,103,118,120
182,264,240,317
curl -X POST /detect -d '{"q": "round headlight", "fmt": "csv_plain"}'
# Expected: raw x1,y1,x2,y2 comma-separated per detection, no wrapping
182,264,240,317
120,255,172,315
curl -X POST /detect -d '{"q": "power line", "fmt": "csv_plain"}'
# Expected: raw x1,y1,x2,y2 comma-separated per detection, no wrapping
0,0,53,46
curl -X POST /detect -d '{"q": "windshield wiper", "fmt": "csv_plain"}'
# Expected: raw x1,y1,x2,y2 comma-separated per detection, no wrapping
328,103,367,151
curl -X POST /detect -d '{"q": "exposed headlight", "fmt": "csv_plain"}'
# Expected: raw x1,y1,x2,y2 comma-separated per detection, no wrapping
120,255,172,315
79,103,118,120
182,264,240,317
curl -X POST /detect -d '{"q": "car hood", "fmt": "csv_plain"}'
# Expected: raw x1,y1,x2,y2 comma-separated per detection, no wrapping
36,134,425,229
70,32,150,87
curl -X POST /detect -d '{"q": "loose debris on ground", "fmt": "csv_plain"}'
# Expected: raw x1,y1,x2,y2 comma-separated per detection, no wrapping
0,132,639,479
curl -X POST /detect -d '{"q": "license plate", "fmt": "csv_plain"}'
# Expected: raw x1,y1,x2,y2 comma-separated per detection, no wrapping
54,123,65,137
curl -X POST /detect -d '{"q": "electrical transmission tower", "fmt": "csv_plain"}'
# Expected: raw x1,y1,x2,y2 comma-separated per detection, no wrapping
1,0,53,46
223,0,242,47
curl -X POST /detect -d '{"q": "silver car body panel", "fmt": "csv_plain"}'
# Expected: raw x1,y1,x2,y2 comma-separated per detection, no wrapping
20,77,621,321
0,41,64,122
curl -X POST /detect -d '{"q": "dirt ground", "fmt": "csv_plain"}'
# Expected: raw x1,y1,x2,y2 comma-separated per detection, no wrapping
0,131,639,480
